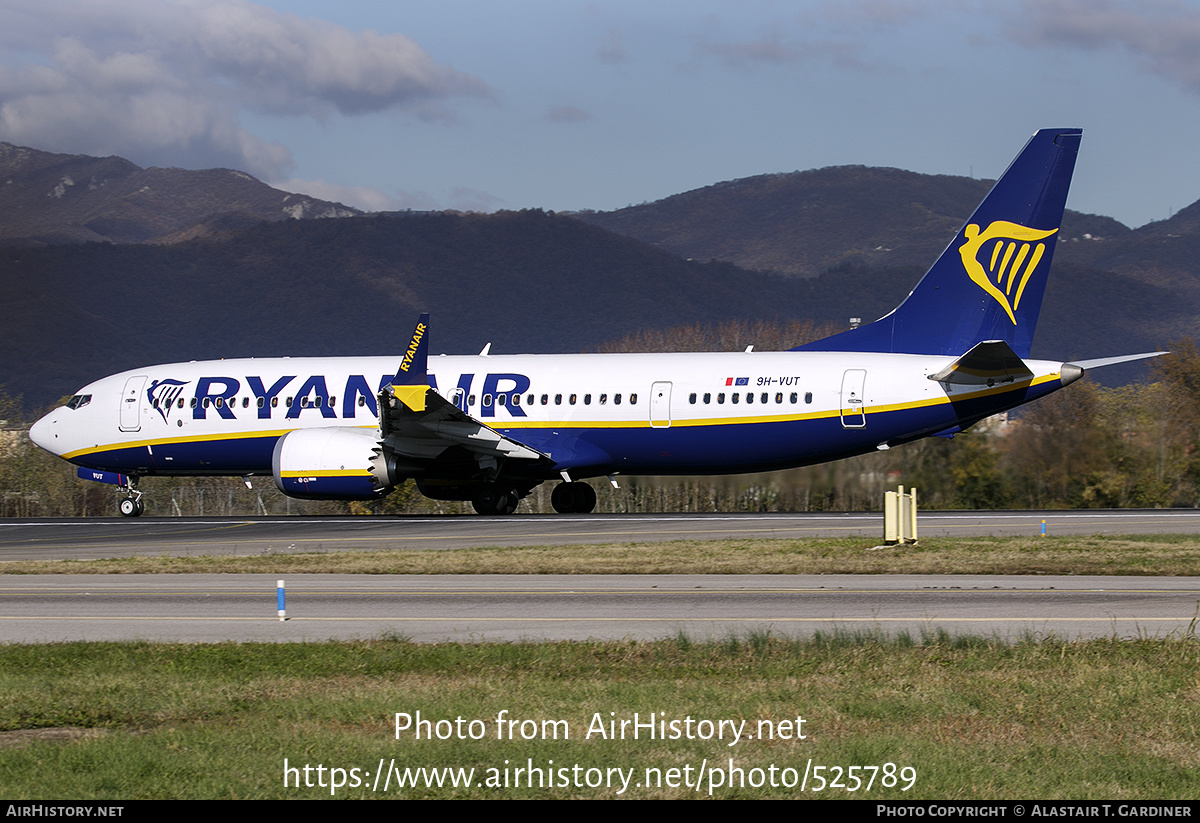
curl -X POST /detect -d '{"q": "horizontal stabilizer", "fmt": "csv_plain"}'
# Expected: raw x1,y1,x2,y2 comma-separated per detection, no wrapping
928,340,1033,386
1066,352,1167,371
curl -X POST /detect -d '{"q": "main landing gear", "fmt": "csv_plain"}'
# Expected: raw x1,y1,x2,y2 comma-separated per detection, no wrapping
468,481,597,514
471,483,519,516
117,477,144,517
551,481,596,514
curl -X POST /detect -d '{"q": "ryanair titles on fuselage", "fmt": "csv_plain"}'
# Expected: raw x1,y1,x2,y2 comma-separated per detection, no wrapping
148,371,535,422
146,367,812,424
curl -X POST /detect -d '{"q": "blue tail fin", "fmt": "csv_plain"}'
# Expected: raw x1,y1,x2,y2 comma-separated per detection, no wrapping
797,128,1081,358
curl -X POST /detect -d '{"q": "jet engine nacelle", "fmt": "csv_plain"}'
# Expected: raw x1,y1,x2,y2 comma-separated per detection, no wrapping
271,427,389,500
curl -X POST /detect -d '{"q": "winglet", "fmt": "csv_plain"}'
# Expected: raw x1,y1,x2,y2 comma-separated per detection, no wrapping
390,313,431,411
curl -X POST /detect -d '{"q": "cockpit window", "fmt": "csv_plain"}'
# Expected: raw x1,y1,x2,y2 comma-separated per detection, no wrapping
65,394,92,410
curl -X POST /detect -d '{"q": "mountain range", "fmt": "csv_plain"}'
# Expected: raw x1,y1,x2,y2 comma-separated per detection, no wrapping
0,142,1193,409
0,143,357,245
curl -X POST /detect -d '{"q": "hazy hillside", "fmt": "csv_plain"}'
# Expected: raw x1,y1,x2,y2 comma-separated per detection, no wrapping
0,211,796,404
0,209,1177,408
574,167,1133,277
0,146,1194,409
0,142,359,246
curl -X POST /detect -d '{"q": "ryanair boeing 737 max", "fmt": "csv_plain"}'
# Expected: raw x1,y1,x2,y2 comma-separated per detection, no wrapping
28,129,1163,515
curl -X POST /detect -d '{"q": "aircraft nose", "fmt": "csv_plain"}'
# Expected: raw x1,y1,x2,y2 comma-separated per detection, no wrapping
29,412,62,455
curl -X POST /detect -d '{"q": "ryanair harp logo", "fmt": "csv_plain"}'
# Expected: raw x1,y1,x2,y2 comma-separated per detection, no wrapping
958,221,1058,325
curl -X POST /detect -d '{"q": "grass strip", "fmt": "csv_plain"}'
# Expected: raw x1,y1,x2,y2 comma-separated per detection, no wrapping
5,534,1200,576
2,632,1198,799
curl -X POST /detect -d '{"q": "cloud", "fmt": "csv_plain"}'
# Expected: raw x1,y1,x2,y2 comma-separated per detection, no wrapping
275,179,504,214
699,34,803,68
697,33,871,71
546,104,592,123
1007,0,1200,94
689,1,932,72
0,0,492,178
276,178,398,213
595,29,629,64
445,187,505,213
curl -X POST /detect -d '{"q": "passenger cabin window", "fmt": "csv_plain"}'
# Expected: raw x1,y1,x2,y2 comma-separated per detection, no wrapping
614,394,622,405
629,393,637,405
805,392,813,404
584,394,592,405
703,393,711,404
689,393,697,404
555,394,563,405
569,394,577,405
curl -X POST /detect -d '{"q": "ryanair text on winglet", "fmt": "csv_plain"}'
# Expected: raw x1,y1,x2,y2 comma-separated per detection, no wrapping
398,322,427,374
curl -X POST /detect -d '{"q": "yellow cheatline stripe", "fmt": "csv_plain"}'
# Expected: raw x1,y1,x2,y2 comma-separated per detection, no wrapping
62,374,1061,457
280,469,374,478
62,425,379,460
502,375,1055,431
63,427,295,459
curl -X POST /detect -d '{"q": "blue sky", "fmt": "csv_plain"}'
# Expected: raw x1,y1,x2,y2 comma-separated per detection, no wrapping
2,0,1199,228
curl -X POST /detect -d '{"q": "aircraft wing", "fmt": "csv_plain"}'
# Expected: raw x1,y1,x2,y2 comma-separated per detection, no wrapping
379,385,550,464
377,313,552,475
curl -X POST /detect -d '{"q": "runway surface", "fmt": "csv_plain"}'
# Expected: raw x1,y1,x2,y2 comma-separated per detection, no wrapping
3,510,1200,562
3,573,1199,644
3,512,1197,644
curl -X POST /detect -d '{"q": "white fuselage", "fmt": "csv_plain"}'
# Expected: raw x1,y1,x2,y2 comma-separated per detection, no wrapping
30,349,1069,480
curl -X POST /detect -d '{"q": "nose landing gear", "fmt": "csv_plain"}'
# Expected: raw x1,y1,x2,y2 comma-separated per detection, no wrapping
117,477,144,517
